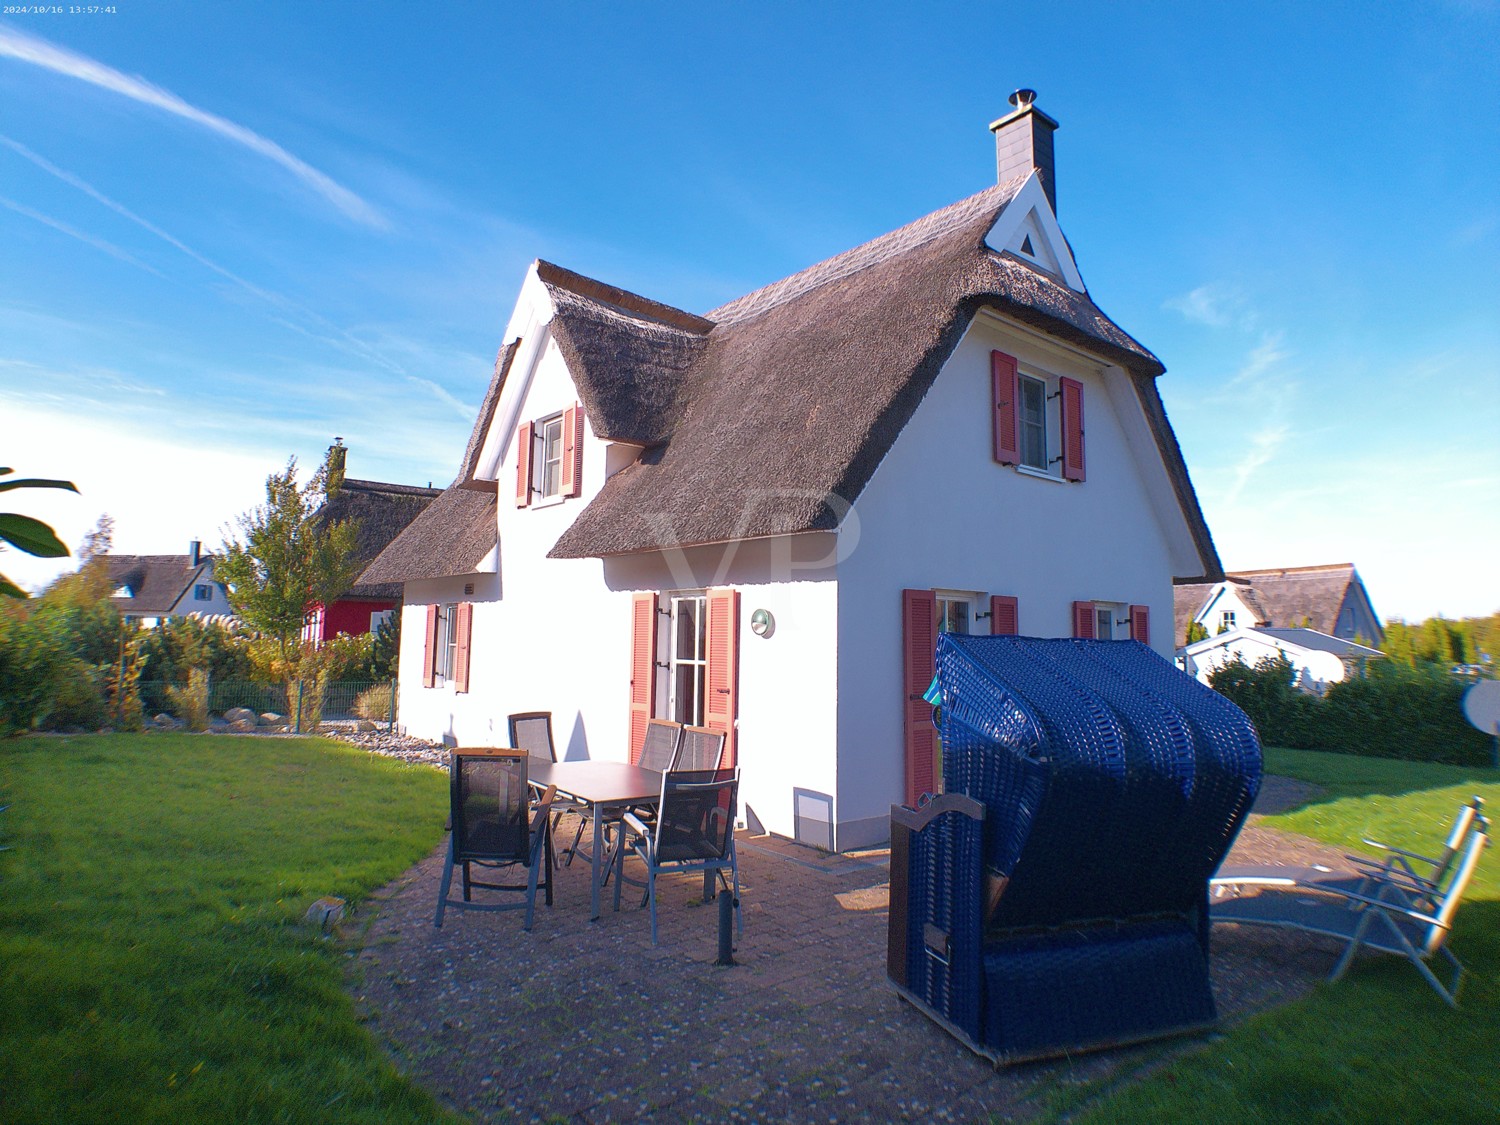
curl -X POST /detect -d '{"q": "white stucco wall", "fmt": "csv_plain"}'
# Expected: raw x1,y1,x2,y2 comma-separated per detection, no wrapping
394,278,843,844
834,311,1201,847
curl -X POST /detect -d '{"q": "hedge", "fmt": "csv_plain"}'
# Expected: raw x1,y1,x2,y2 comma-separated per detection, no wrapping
1209,656,1494,767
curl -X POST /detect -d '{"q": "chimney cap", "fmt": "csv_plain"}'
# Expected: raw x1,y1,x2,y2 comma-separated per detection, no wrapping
990,89,1059,133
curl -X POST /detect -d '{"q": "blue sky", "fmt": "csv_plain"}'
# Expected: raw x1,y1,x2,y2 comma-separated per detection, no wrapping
1,1,1496,621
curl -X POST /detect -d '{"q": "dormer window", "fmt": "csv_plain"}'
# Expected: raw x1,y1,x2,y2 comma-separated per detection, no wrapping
514,403,584,508
114,585,134,599
538,412,566,500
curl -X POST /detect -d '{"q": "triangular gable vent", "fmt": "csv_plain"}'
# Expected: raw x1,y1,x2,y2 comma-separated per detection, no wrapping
984,172,1085,292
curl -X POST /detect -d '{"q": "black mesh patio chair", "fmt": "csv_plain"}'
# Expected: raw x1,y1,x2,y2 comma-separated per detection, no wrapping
434,748,555,931
638,719,685,771
613,768,741,946
508,710,592,868
675,726,727,771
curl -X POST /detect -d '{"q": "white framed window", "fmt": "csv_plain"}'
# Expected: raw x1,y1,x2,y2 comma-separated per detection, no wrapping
370,609,393,634
434,603,459,684
1018,373,1050,472
1220,610,1236,632
533,412,566,502
936,592,976,636
666,592,708,726
193,584,213,601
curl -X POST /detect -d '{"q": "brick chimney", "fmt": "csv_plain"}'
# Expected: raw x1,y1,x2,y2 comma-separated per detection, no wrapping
990,89,1059,213
326,437,347,494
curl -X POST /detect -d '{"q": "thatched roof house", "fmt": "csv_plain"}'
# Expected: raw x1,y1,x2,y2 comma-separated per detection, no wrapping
1174,563,1384,647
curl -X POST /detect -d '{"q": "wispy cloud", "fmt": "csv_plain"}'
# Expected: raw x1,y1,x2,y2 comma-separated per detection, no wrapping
0,26,386,229
1,135,288,304
1164,282,1258,330
0,194,163,275
1222,422,1291,506
1225,333,1291,389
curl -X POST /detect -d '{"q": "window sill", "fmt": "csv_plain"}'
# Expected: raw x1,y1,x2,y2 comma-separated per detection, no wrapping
1015,465,1068,484
531,493,568,510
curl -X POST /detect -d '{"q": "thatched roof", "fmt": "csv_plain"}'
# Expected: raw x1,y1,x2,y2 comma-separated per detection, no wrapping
375,173,1219,581
544,179,1214,568
107,554,214,616
356,485,497,585
1174,564,1374,645
316,478,441,599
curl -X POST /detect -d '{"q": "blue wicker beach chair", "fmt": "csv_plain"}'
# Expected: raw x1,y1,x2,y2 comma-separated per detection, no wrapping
889,635,1261,1064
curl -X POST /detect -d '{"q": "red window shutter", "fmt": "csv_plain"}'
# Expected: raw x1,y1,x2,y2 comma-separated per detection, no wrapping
453,603,473,693
1129,604,1150,646
629,593,657,763
1060,376,1086,482
1073,600,1096,639
560,403,585,498
705,588,740,768
514,421,534,507
990,594,1019,637
902,588,938,806
991,350,1019,465
422,604,439,688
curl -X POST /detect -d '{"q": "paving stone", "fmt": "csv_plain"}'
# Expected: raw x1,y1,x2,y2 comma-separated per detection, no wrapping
354,810,1343,1123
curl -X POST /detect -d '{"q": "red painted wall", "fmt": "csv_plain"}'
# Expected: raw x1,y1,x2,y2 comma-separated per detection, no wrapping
309,598,397,643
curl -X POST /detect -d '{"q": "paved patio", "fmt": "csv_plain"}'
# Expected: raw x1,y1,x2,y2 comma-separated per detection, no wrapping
352,785,1348,1124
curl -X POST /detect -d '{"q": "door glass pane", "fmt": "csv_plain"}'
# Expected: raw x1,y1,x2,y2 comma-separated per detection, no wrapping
1096,608,1113,640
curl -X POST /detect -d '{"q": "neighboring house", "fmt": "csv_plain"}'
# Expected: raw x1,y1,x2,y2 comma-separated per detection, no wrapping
361,93,1221,850
301,443,442,644
1180,626,1384,694
107,540,233,626
1173,563,1383,648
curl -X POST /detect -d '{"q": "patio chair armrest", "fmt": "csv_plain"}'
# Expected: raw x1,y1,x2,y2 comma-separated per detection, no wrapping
1310,884,1445,928
1359,838,1441,866
621,810,651,837
1344,854,1434,890
529,786,557,838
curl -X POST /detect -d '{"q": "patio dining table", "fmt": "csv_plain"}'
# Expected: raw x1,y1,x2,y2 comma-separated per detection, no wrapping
528,760,662,920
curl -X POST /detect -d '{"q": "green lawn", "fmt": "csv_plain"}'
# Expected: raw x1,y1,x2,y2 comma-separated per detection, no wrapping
1047,747,1500,1125
0,732,456,1125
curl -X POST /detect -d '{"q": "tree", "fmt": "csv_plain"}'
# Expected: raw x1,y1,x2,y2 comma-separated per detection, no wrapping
0,465,78,597
216,456,360,667
1184,620,1209,645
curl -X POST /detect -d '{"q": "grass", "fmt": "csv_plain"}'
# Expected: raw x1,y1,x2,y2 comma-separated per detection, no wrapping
0,732,457,1125
1043,747,1500,1125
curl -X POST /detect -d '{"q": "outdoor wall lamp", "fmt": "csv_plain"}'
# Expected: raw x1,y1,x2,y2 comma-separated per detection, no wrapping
750,609,775,638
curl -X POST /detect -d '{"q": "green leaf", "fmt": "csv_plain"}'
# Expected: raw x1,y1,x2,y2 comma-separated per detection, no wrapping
0,477,79,494
0,513,71,557
0,572,27,598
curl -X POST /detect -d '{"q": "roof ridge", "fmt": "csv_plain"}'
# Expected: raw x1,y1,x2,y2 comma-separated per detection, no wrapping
1228,563,1356,577
707,177,1027,326
340,478,443,497
536,260,713,334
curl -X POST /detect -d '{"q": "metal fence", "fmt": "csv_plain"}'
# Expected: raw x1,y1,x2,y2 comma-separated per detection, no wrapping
137,679,398,733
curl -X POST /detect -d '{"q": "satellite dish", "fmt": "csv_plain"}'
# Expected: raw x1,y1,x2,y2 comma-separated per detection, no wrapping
1462,679,1500,735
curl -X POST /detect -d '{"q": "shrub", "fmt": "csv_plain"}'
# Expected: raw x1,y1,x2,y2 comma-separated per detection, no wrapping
165,668,211,732
353,681,394,724
1315,663,1492,766
1210,654,1493,767
0,604,63,734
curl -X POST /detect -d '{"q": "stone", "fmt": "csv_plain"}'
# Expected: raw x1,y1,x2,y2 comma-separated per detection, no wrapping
228,718,258,733
355,719,378,732
223,707,258,725
305,895,346,932
260,712,284,725
152,713,174,727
